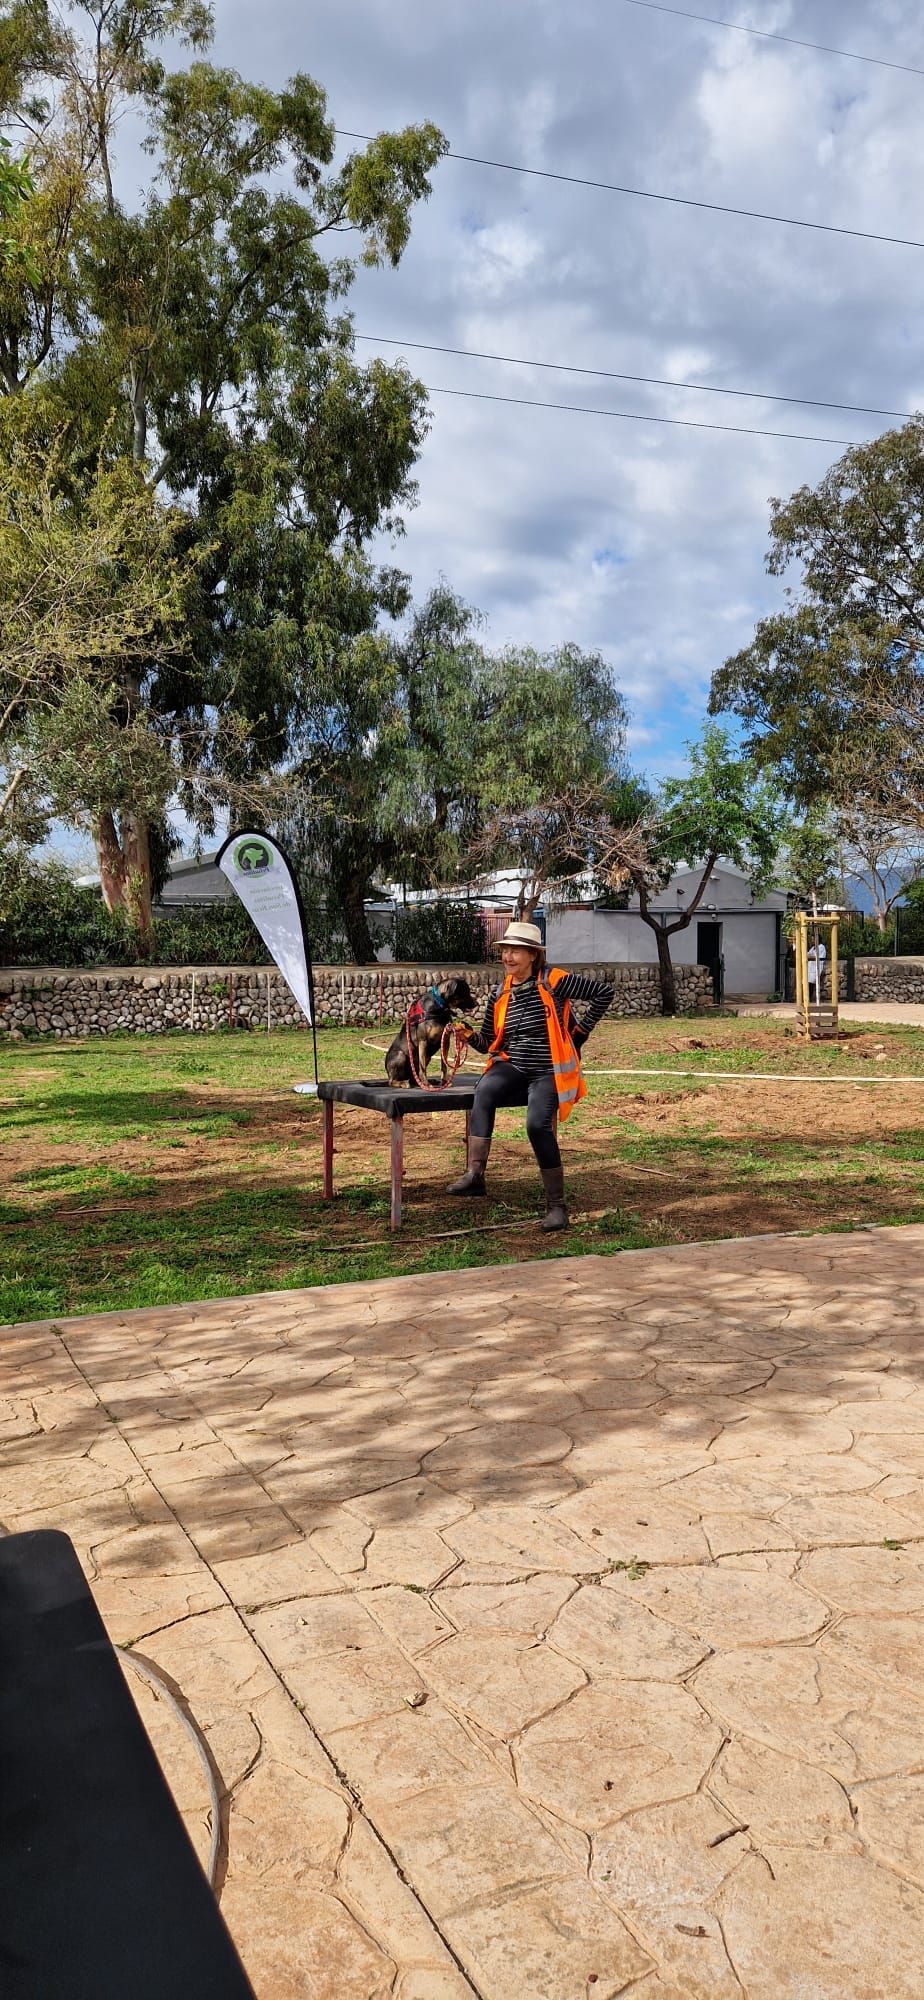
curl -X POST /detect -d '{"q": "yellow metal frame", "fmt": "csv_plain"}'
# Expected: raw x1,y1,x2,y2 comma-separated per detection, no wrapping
793,911,840,1040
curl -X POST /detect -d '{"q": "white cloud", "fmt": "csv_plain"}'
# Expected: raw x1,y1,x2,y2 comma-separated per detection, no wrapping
206,0,924,766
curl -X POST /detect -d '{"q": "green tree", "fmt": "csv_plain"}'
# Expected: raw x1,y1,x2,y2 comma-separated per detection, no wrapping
0,0,444,942
596,726,786,1014
468,643,629,914
780,808,843,910
0,423,199,923
0,133,33,271
276,587,486,961
710,419,924,833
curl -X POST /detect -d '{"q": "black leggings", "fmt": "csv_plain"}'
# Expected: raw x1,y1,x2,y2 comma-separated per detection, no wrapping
470,1063,561,1169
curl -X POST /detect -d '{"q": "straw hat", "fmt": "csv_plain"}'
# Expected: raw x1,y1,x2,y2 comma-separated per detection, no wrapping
497,920,545,953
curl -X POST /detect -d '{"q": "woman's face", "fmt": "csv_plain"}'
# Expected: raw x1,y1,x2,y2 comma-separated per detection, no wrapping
501,944,538,982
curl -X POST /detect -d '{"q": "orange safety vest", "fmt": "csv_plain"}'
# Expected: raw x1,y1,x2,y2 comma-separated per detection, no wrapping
485,967,587,1122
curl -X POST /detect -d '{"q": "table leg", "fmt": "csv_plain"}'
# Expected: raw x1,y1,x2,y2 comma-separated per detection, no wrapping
463,1109,470,1158
322,1098,334,1199
390,1116,404,1231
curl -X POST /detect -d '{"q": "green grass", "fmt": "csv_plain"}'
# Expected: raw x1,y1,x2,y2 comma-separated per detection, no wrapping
3,1014,924,1322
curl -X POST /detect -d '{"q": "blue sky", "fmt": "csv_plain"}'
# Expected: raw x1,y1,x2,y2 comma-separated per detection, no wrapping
46,0,924,863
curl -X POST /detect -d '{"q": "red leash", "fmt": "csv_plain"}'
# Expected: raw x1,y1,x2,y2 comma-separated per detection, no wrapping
405,1004,471,1090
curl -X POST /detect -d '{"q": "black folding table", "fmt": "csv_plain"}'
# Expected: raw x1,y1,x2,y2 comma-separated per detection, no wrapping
318,1075,478,1229
0,1529,255,2000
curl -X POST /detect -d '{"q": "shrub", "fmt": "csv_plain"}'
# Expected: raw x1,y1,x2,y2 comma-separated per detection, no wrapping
153,903,270,965
0,861,137,966
393,899,487,963
838,912,924,957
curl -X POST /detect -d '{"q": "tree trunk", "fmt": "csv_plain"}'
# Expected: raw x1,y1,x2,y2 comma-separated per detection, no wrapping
640,913,677,1015
339,873,376,962
94,807,155,956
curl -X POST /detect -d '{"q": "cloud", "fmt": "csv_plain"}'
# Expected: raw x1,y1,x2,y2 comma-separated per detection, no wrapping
205,0,923,769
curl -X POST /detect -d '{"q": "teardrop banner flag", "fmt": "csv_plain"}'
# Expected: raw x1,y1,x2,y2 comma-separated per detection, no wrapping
215,830,318,1084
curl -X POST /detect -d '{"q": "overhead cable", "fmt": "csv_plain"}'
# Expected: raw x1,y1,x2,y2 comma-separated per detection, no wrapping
621,0,924,80
336,128,924,251
423,381,857,445
355,331,911,422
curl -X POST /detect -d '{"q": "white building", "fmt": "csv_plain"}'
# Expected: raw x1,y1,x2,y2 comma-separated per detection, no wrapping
544,864,787,1000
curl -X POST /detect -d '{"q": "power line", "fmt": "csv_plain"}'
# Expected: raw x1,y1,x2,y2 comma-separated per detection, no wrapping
621,0,924,81
336,129,924,252
355,331,911,422
423,381,857,445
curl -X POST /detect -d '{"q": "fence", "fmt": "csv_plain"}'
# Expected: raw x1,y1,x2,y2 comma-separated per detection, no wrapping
0,960,715,1039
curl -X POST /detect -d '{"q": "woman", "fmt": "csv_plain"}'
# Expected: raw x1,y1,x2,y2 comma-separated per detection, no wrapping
449,920,614,1230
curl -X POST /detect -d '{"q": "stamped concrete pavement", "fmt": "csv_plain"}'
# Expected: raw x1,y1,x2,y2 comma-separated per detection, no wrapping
5,1226,924,1998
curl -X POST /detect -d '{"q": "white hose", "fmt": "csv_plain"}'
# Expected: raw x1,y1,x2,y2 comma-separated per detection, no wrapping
584,1065,924,1086
116,1646,223,1888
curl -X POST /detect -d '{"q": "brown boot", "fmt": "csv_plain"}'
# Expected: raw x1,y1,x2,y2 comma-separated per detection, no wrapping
540,1165,568,1231
448,1134,491,1195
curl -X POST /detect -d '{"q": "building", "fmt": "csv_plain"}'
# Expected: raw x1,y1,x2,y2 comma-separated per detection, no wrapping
544,864,787,1000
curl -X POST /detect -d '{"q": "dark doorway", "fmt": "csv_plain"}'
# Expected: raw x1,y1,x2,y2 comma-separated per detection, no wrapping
697,922,723,1002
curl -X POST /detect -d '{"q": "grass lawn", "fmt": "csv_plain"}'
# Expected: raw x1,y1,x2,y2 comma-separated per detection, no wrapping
3,1010,924,1322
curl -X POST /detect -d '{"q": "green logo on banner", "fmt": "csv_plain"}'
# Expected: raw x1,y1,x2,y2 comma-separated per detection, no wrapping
234,838,273,875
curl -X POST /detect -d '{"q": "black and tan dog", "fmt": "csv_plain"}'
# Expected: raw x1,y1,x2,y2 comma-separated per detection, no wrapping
385,976,476,1086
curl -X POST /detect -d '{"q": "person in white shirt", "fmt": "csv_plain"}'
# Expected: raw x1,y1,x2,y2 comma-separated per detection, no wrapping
807,938,827,1000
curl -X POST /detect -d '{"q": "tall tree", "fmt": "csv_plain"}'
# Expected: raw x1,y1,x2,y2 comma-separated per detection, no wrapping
277,587,488,961
0,424,195,889
710,419,924,833
0,0,444,942
470,643,629,914
780,808,843,911
835,809,924,930
595,727,786,1013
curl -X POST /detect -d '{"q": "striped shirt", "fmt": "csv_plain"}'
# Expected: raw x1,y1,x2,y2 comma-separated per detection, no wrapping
469,970,615,1076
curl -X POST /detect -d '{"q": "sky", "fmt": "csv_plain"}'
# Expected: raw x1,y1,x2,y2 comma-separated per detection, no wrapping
195,0,924,785
51,0,924,869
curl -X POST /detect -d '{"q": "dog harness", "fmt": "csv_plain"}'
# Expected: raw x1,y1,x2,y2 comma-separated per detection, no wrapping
484,967,587,1122
406,985,450,1035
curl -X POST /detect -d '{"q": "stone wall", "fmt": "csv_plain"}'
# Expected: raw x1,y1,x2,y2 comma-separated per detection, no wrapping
0,960,714,1040
853,956,924,1002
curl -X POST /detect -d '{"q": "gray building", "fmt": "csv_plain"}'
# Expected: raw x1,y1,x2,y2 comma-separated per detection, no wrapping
545,865,787,1001
156,854,234,906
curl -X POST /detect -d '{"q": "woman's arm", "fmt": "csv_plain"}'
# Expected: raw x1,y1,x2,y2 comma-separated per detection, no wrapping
557,971,614,1044
466,987,499,1054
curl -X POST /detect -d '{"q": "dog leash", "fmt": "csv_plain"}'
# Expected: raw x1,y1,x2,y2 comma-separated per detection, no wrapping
405,1003,472,1090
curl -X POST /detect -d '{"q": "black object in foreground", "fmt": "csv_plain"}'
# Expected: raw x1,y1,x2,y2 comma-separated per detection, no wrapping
0,1529,255,2000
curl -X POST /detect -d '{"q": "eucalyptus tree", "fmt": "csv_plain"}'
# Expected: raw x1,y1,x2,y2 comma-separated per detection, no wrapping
0,0,444,943
710,419,924,837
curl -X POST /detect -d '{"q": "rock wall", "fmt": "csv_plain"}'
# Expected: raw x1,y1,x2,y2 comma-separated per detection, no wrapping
853,956,924,1002
0,960,714,1040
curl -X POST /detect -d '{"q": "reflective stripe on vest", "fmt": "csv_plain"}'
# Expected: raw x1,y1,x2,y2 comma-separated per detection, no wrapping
485,966,587,1122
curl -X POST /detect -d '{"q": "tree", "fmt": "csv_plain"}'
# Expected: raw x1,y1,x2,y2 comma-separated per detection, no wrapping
594,726,786,1014
0,0,445,941
835,809,924,930
710,419,924,833
0,133,33,272
780,807,843,911
0,424,193,908
469,644,629,914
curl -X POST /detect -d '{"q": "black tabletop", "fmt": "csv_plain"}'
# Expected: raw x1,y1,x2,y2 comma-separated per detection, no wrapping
0,1530,255,2000
317,1075,477,1117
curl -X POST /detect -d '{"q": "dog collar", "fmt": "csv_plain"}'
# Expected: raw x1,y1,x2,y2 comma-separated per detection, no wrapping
430,984,447,1007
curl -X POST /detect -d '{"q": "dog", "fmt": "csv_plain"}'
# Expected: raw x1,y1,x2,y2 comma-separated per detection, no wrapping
385,975,476,1085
